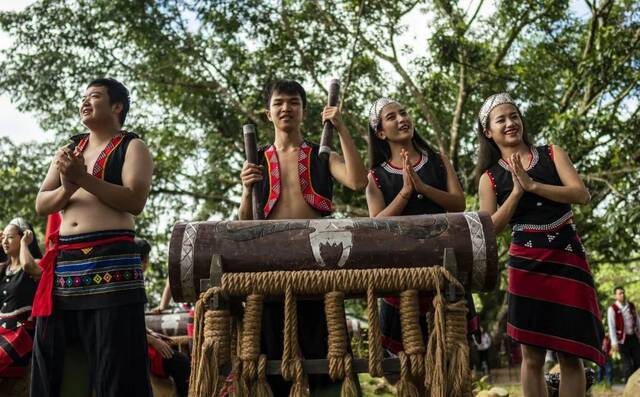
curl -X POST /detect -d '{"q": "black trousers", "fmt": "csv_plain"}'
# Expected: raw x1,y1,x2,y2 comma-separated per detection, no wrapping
620,334,640,382
30,303,152,397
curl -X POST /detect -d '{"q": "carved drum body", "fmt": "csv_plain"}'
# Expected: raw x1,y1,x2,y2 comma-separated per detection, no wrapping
169,212,498,302
145,312,190,336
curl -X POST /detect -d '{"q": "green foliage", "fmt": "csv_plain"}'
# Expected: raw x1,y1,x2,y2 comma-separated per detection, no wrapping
0,0,638,312
472,375,492,393
0,137,50,240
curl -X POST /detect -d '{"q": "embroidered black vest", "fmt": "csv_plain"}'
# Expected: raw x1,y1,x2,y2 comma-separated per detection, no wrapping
67,131,139,186
371,146,446,216
0,264,37,330
256,141,333,218
486,145,572,230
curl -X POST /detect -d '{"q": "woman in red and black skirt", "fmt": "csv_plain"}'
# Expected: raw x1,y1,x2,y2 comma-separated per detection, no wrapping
476,93,604,397
0,217,42,395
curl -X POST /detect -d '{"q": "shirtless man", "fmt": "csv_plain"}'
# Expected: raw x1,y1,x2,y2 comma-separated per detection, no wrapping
239,80,367,394
32,78,153,397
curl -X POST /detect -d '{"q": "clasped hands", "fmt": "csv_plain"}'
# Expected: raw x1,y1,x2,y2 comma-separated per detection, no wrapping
508,152,536,195
399,148,429,200
54,147,86,192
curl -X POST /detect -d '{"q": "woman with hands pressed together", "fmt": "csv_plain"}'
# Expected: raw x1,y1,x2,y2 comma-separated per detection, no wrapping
476,93,602,397
365,97,478,365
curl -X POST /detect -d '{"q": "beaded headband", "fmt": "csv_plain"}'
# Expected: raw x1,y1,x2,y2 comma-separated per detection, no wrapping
478,92,516,129
8,217,28,233
368,97,400,130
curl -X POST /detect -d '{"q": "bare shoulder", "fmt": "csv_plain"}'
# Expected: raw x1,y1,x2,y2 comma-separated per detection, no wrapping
438,151,455,167
127,137,150,152
478,172,495,194
548,144,575,168
126,138,153,161
123,138,153,178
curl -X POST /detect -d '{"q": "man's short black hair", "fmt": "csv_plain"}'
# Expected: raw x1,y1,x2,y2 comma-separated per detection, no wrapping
263,80,307,110
614,286,625,294
134,238,151,262
87,78,130,126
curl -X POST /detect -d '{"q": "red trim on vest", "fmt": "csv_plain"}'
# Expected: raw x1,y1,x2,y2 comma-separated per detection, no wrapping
369,169,381,189
549,144,555,161
263,145,280,218
384,152,424,169
262,142,332,218
74,132,126,179
611,302,638,344
298,143,332,213
485,171,497,194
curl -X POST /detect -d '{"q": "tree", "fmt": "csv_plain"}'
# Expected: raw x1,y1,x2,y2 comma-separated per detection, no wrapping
0,137,50,236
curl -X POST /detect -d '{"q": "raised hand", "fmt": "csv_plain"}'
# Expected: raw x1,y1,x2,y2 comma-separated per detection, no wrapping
240,160,263,191
21,229,34,246
321,106,345,132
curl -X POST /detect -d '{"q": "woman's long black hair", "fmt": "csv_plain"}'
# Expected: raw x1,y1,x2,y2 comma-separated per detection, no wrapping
474,105,532,184
367,120,436,169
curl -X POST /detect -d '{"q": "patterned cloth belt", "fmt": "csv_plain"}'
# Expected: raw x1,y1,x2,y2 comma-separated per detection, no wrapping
32,230,134,317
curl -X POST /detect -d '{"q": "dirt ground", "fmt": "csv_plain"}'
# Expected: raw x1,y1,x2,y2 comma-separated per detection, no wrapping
357,367,627,396
480,368,625,397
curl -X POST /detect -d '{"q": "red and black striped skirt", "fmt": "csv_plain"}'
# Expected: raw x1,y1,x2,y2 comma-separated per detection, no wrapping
0,317,34,377
507,222,605,366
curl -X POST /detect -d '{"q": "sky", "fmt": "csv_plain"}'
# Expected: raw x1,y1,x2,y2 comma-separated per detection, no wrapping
0,0,592,145
0,1,44,144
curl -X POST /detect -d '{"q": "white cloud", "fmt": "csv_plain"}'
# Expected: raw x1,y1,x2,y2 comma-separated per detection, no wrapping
0,1,46,144
0,97,48,143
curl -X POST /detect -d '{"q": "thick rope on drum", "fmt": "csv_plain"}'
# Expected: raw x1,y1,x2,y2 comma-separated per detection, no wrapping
400,289,426,378
188,289,208,396
241,294,265,393
424,284,446,397
193,266,466,396
220,267,463,296
189,287,222,397
444,300,471,397
396,351,419,397
283,284,309,397
255,354,274,397
218,356,249,397
324,291,358,397
194,309,231,397
325,291,347,381
366,286,383,377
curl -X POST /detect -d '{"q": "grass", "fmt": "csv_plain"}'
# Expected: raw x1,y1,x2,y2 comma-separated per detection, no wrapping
356,376,624,396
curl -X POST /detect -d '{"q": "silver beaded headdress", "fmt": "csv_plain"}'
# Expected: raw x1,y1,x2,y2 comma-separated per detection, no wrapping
8,217,28,232
368,97,400,130
478,92,516,129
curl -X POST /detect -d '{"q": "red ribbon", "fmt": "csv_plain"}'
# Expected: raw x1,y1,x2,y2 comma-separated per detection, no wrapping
32,231,134,317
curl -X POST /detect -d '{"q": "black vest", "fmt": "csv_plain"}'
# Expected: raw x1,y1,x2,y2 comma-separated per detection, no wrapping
256,141,333,218
371,147,446,216
486,145,572,228
67,131,139,185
